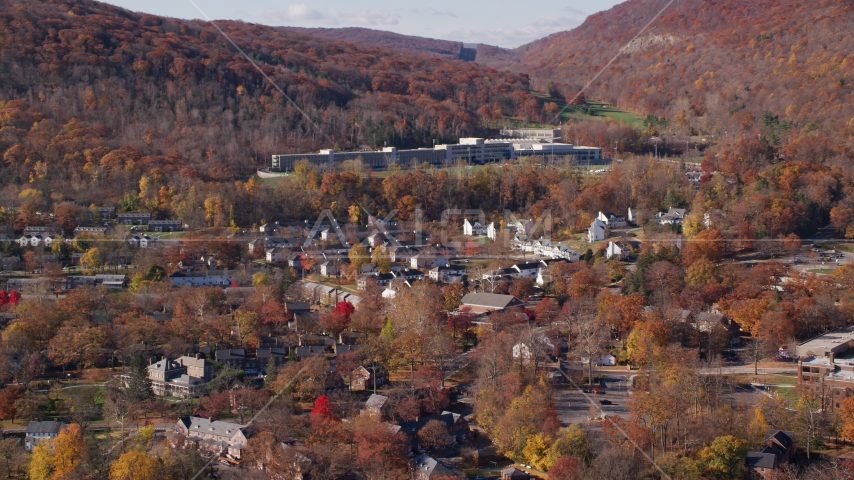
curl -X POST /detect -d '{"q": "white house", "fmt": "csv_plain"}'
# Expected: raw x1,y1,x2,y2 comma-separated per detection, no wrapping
512,337,554,362
429,265,466,283
19,234,55,248
597,211,627,228
411,253,449,270
654,207,688,225
581,354,617,366
463,219,487,236
606,241,630,260
587,220,606,243
627,208,641,225
508,219,534,236
320,261,339,277
266,247,290,263
486,222,498,241
129,234,156,248
25,421,66,451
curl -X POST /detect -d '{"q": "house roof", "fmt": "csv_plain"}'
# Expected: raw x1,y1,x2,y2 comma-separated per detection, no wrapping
411,454,455,478
295,346,325,357
216,349,247,361
148,358,182,372
169,374,204,386
697,312,725,324
400,411,461,434
256,348,287,359
745,452,777,469
460,292,524,309
765,429,794,449
180,417,245,439
26,420,65,435
365,394,388,410
501,467,529,478
177,356,212,368
285,302,311,312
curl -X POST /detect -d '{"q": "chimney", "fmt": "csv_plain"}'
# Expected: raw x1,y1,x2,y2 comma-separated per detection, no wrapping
195,353,200,360
830,352,835,363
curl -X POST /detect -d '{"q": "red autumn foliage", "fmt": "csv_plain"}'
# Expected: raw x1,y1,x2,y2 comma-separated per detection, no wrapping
310,395,336,422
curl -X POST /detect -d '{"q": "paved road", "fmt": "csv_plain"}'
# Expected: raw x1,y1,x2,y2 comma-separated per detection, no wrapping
697,366,797,376
2,422,172,435
554,369,632,425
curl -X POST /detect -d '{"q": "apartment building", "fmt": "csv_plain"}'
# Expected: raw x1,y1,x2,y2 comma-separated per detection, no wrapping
796,326,854,411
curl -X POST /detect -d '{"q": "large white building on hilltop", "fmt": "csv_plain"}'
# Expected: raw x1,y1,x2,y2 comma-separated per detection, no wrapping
270,136,602,171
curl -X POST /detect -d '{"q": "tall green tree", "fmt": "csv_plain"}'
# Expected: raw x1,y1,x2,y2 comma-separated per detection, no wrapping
265,355,278,388
125,355,153,402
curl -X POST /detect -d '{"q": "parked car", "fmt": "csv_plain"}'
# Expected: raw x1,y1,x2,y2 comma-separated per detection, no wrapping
582,388,594,393
599,399,613,405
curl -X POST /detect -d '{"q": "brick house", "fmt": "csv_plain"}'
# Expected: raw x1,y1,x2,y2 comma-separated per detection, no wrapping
745,430,795,479
173,417,248,459
350,365,388,391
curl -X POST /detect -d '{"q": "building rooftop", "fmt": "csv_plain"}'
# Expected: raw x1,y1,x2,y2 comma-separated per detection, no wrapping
796,325,854,358
365,394,388,410
25,420,65,435
745,452,777,469
180,417,245,438
411,454,455,477
460,292,524,309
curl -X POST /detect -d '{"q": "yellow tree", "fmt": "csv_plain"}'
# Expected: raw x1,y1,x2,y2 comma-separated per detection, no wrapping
546,424,591,467
51,423,84,477
747,407,770,447
233,310,260,347
79,247,103,275
29,444,53,480
110,449,159,480
839,395,854,441
626,318,670,366
685,257,720,286
349,243,369,273
522,432,551,471
371,245,391,274
30,423,85,480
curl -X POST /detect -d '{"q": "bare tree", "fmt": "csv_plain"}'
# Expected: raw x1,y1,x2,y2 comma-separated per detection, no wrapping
574,316,608,385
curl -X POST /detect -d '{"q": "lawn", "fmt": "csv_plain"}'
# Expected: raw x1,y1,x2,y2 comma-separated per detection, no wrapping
808,268,837,275
530,92,646,129
730,374,797,386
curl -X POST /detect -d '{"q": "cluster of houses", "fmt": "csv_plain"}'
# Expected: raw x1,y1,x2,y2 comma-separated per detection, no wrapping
7,274,129,292
11,210,181,251
161,390,477,478
586,207,688,243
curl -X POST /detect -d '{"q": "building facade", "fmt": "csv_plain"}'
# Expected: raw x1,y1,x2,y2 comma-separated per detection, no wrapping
796,326,854,411
147,355,214,398
174,417,248,459
269,137,602,171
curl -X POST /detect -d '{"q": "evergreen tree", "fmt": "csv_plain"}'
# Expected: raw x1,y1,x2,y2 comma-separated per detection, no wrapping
265,355,278,388
126,355,153,402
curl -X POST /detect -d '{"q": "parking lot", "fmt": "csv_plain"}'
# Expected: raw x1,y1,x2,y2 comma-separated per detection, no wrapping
554,372,632,425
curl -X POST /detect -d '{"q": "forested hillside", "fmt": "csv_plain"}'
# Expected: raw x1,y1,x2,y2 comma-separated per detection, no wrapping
477,0,854,152
281,27,468,60
0,0,545,208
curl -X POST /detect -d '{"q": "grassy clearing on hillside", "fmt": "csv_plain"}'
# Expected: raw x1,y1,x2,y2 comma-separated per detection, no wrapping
529,92,646,129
